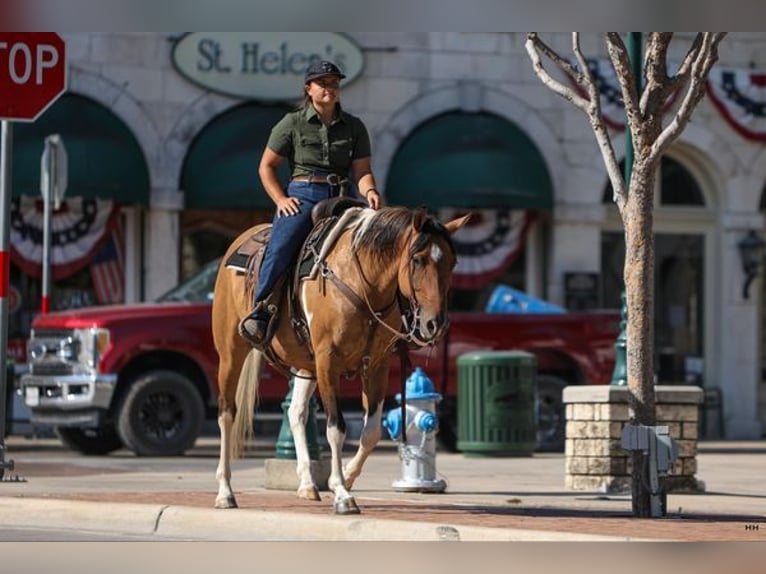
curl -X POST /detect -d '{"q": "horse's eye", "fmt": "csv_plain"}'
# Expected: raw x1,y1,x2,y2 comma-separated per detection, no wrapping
413,256,426,268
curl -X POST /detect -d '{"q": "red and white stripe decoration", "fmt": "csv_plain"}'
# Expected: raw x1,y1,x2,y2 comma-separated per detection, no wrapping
10,196,120,280
706,67,766,142
438,208,532,290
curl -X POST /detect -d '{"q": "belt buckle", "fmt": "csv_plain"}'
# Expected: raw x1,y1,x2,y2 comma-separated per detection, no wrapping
326,173,340,186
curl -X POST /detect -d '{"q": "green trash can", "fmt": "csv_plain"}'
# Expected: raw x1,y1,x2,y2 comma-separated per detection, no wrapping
456,351,537,456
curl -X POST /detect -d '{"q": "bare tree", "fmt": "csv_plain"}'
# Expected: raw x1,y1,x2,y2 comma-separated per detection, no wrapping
525,32,726,516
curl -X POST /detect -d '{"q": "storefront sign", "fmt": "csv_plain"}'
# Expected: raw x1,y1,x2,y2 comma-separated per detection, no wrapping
171,32,364,101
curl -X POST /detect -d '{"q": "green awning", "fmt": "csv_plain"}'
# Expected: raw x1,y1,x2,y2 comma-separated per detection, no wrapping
12,94,150,205
386,111,553,210
181,103,292,210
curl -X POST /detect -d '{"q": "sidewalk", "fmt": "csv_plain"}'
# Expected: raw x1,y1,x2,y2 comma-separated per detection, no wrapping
0,436,764,541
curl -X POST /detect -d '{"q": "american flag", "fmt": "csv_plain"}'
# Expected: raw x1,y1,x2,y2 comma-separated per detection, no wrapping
90,216,125,305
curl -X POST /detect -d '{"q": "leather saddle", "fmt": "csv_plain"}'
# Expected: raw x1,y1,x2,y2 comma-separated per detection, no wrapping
225,197,367,355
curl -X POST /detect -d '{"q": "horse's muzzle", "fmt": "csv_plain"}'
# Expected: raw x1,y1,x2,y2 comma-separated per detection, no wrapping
411,315,449,346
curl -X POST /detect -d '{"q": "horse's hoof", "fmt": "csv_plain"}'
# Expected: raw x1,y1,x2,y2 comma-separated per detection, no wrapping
297,486,321,501
215,495,238,509
334,497,360,515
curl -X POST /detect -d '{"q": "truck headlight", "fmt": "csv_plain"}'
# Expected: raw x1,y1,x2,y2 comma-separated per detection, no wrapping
74,328,111,369
57,337,80,361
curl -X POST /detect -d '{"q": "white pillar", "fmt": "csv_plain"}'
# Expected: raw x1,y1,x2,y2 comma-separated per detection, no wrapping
717,217,764,439
144,188,184,301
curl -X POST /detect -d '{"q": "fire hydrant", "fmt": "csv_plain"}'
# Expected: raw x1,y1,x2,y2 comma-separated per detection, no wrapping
382,367,446,493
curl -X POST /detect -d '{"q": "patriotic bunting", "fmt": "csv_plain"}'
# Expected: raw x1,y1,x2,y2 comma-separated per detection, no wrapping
438,208,532,290
706,67,766,142
10,196,120,281
567,58,681,131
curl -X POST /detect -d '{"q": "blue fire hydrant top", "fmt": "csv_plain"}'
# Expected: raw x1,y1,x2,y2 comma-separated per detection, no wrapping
395,367,442,402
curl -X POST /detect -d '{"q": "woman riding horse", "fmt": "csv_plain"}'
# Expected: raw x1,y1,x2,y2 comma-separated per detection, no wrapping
239,59,381,349
213,206,470,514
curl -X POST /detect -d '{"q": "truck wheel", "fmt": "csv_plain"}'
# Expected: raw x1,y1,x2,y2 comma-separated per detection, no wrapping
536,374,567,452
116,371,204,457
56,425,123,455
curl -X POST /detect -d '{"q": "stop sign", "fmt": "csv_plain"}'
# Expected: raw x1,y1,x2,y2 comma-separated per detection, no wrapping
0,32,66,122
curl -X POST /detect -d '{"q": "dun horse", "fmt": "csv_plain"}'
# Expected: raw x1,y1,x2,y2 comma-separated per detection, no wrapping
212,205,469,514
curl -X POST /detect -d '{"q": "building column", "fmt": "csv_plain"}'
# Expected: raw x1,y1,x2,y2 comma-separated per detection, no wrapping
144,188,184,301
548,203,606,306
717,214,764,439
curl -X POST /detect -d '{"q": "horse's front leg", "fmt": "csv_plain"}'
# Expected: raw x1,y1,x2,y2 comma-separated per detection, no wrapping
315,357,359,515
289,370,321,501
344,369,387,490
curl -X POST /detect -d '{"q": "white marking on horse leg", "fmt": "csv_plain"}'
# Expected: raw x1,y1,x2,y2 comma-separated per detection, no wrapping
344,400,384,490
215,411,237,508
326,422,358,513
289,374,320,500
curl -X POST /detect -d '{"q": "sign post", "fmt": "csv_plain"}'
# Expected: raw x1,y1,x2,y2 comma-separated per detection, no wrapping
0,32,66,479
40,134,67,315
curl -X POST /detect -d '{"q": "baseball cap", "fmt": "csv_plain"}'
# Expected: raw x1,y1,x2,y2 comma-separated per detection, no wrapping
304,60,346,84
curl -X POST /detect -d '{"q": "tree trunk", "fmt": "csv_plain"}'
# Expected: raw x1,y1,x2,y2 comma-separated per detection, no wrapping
624,163,657,517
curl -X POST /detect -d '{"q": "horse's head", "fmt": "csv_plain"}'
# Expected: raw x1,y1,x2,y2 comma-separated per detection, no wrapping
398,209,471,346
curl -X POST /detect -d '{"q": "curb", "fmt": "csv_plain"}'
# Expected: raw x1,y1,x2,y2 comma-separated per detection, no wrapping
0,497,653,541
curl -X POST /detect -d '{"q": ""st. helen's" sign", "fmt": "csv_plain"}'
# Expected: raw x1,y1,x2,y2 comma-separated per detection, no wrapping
171,32,365,102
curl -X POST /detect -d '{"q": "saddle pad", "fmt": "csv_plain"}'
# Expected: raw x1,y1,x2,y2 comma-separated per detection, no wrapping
225,227,271,272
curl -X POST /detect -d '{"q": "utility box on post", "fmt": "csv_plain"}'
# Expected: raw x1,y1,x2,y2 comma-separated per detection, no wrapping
620,424,679,517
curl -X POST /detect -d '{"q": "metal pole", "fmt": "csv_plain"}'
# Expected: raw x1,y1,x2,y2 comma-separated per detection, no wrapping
0,120,14,476
41,138,55,314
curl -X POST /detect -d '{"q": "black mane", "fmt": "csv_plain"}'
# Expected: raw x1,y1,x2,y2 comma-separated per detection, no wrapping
353,206,455,263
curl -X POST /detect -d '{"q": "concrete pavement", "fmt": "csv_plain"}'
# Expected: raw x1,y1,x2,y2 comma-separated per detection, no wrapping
0,436,764,541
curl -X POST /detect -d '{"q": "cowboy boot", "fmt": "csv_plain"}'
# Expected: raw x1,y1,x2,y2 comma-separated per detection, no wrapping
239,301,272,348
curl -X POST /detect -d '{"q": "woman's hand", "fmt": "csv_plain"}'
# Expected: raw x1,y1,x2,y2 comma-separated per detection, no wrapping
275,196,301,217
365,189,381,210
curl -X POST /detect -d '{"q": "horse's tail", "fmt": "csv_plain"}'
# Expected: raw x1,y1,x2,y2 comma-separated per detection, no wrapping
231,349,263,459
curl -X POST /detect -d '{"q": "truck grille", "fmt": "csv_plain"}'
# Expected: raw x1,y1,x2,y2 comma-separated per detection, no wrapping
30,362,76,376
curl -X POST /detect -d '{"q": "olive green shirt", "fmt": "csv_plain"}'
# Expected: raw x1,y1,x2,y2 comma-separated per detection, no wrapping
266,104,371,179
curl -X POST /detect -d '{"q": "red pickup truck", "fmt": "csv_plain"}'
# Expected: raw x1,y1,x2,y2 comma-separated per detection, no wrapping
19,260,618,456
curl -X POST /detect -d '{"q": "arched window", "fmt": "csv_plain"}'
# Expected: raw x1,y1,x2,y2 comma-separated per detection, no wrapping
602,156,706,207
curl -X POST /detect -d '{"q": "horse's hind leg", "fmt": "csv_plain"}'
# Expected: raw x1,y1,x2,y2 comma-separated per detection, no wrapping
215,344,250,509
289,369,321,501
215,408,237,508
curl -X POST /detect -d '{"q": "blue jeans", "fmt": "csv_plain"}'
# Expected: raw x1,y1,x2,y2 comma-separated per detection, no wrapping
253,181,338,304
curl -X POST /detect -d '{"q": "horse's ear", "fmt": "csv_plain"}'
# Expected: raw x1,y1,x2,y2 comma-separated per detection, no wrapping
412,208,427,232
444,213,472,235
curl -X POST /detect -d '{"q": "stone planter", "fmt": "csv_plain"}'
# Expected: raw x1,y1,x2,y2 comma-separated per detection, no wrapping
563,385,704,493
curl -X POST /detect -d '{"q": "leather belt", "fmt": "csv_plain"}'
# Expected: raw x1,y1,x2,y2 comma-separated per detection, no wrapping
291,174,344,185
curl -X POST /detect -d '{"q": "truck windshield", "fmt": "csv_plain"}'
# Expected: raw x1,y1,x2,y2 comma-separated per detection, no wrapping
157,259,220,303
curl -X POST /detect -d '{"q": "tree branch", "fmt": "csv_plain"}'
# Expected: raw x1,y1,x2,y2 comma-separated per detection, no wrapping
525,33,590,112
649,33,726,163
525,33,627,210
640,33,673,116
605,33,643,145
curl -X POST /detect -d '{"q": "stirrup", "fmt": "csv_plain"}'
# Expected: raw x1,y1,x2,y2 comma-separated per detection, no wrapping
239,310,269,346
